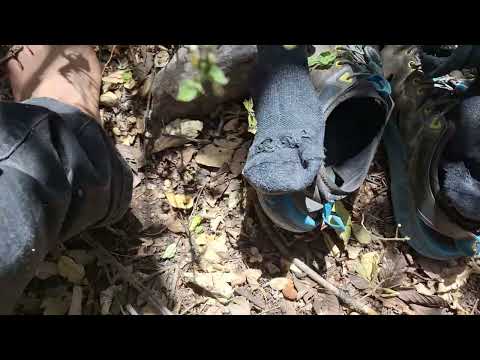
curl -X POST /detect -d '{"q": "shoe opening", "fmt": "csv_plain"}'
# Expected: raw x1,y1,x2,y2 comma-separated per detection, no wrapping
325,97,386,169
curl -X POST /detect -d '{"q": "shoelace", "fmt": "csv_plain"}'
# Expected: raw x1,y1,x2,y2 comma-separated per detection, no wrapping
335,45,384,80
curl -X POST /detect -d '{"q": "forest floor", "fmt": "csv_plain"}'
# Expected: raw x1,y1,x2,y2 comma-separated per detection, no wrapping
7,45,480,315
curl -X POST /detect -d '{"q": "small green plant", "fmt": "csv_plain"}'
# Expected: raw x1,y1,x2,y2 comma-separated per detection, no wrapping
177,45,229,102
308,50,337,70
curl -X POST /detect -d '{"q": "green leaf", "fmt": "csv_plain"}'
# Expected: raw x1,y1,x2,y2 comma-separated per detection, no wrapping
121,70,133,83
162,242,177,259
243,98,257,135
352,223,372,245
333,201,352,246
189,215,203,232
208,64,229,85
194,225,204,235
177,79,204,102
308,51,336,69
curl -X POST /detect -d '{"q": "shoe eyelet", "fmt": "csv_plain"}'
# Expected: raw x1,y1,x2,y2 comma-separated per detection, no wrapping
339,72,353,83
424,106,432,115
430,116,443,130
408,61,417,70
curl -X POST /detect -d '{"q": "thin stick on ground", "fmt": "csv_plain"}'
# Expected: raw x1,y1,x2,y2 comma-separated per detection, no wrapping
82,233,173,315
253,199,378,315
360,214,410,242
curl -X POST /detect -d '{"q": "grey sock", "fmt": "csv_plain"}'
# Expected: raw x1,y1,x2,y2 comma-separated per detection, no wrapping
243,45,325,194
440,95,480,223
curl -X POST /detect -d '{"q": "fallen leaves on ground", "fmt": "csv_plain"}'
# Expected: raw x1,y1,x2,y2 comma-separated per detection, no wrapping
161,242,177,259
228,296,251,315
352,223,372,245
165,192,194,209
195,144,234,168
269,277,290,291
153,119,204,152
313,292,342,315
57,256,85,284
355,251,380,284
184,272,234,304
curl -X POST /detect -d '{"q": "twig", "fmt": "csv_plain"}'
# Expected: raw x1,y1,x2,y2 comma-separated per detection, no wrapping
470,298,479,315
254,199,379,315
180,298,208,315
125,304,139,315
101,45,116,77
360,214,410,242
82,233,173,315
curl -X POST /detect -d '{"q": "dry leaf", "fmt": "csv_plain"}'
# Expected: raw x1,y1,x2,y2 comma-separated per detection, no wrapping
245,269,262,286
437,267,471,294
210,216,223,232
57,256,85,284
153,119,203,152
282,279,298,301
165,119,203,138
68,286,83,315
213,135,244,150
100,91,119,107
409,304,447,315
195,144,234,168
181,146,196,166
346,245,362,260
269,277,290,291
161,242,177,259
227,189,242,209
227,296,251,315
352,223,372,245
35,261,58,280
155,50,170,68
165,213,185,233
415,282,435,296
184,272,234,303
229,141,250,177
229,272,247,287
378,248,408,288
349,274,370,290
165,192,194,209
280,299,296,315
397,289,448,308
355,251,380,283
197,234,229,272
313,293,342,315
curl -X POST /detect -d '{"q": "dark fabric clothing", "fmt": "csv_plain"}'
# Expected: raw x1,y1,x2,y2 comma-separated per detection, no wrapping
0,98,132,314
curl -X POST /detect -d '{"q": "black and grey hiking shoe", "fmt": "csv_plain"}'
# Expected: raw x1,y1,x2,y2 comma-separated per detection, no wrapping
309,45,394,204
381,45,480,259
257,45,394,233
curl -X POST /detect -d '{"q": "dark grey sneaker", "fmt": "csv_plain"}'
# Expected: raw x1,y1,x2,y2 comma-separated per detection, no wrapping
381,45,480,259
257,45,394,233
309,45,394,204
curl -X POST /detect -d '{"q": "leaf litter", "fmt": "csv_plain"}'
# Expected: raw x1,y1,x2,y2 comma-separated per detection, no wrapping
16,45,480,316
